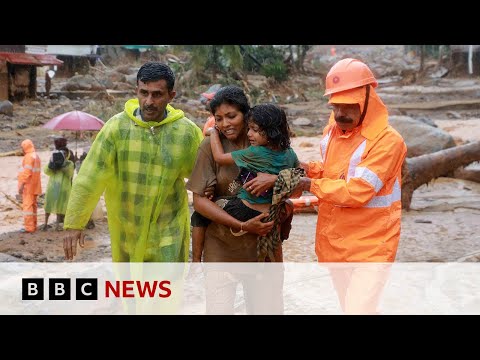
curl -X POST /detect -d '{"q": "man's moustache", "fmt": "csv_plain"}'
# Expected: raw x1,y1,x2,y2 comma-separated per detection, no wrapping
335,117,353,123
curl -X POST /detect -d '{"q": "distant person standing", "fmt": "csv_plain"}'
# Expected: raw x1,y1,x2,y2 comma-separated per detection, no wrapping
17,139,42,233
201,90,217,136
45,69,55,98
41,148,75,231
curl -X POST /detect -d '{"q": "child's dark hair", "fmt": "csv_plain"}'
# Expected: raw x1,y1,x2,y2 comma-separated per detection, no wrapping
247,104,291,150
137,62,175,91
209,85,250,118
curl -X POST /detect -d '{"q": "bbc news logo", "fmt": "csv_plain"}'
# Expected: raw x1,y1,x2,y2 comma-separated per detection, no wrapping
22,278,98,300
22,278,171,300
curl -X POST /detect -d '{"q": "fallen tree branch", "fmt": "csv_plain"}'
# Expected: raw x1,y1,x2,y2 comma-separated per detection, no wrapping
1,191,22,210
453,167,480,183
0,150,23,157
402,141,480,210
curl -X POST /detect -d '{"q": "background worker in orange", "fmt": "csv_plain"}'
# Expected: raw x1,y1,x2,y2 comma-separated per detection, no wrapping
17,139,42,233
200,88,220,136
292,58,407,313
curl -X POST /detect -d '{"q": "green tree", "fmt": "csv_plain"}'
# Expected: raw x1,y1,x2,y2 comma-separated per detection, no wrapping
174,45,243,82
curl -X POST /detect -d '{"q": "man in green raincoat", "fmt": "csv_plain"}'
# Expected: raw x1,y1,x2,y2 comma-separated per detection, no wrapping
63,62,203,262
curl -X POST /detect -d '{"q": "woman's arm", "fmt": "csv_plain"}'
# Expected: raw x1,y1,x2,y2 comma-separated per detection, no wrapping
193,193,274,236
210,128,235,165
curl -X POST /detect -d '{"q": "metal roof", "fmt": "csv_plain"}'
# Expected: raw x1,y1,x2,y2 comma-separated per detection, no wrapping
0,52,63,66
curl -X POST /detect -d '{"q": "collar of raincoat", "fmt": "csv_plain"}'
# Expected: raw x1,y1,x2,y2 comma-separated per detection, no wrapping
327,85,388,140
124,99,185,128
21,139,35,153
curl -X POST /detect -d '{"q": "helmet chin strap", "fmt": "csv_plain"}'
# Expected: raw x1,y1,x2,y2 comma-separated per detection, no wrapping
358,85,370,126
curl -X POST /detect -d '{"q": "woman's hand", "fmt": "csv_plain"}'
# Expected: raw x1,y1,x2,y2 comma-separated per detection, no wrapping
243,172,277,197
204,185,215,201
243,212,274,236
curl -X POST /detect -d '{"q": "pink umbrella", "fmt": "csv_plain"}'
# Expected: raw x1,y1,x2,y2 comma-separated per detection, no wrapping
43,110,105,156
43,110,105,131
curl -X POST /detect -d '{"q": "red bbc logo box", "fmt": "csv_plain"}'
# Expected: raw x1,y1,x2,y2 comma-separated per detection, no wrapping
22,278,98,300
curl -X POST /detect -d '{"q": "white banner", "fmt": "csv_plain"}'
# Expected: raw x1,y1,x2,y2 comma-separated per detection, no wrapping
1,262,479,315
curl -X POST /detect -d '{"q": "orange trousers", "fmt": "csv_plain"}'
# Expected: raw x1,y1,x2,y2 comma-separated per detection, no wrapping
329,264,392,315
22,193,38,232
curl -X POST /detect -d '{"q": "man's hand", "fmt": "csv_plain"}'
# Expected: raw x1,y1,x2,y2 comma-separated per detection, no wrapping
243,212,274,236
63,229,85,260
290,177,311,199
299,161,310,173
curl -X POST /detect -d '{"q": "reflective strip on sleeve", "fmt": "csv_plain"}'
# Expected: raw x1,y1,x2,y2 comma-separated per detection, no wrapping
346,140,366,181
363,179,401,208
352,166,384,193
320,130,332,162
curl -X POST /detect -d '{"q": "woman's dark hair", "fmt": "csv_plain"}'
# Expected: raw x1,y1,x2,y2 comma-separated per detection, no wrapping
137,62,175,91
247,103,291,150
209,85,250,118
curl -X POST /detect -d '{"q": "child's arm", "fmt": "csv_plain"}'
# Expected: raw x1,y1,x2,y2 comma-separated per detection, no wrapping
210,128,235,165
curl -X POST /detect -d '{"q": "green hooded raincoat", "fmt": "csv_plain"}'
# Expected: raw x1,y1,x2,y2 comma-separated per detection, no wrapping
64,100,203,262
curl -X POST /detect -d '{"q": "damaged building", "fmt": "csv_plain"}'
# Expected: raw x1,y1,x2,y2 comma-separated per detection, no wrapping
0,46,63,102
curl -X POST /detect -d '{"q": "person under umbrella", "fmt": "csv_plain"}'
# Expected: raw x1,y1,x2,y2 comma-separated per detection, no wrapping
43,110,105,159
41,147,74,231
54,136,77,170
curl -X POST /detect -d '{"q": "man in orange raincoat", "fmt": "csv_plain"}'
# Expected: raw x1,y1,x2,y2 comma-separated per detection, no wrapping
18,139,42,233
293,58,407,313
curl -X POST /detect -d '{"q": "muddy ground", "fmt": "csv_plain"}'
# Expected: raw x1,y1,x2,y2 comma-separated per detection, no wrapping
1,120,479,263
1,45,479,263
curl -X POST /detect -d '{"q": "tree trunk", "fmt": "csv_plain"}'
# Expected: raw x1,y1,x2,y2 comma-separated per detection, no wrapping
0,150,23,157
453,168,480,183
402,141,480,210
211,46,221,81
420,45,425,72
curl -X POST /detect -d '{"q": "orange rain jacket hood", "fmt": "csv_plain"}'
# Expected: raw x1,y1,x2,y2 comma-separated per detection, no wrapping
307,86,407,262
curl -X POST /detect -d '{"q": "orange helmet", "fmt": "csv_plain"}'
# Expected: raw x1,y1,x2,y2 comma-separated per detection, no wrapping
324,58,378,96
